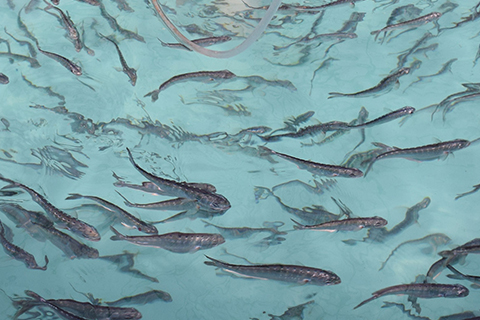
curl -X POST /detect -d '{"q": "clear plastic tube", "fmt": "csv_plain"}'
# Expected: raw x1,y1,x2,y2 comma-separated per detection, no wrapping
151,0,282,58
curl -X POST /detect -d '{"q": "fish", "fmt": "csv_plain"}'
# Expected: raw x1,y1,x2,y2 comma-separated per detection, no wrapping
262,121,349,141
354,283,468,309
44,2,80,42
117,192,197,211
35,41,82,75
0,176,100,241
259,146,363,178
202,219,286,239
99,33,137,86
455,183,480,200
348,107,415,129
158,35,232,51
0,51,40,68
446,265,480,287
110,226,225,253
3,27,37,57
292,216,387,232
365,139,470,174
22,291,88,320
0,220,48,270
125,148,230,213
379,233,451,270
0,73,9,84
328,67,410,98
144,70,236,102
65,193,158,234
105,290,172,306
268,111,315,136
0,203,52,242
371,12,442,41
204,255,341,286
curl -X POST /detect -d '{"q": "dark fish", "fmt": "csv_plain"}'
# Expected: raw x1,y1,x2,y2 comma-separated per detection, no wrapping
365,139,470,174
0,203,51,242
371,12,442,41
105,290,172,306
202,219,286,239
0,176,100,241
99,33,137,85
0,220,48,270
438,311,478,320
66,193,157,234
125,148,230,213
268,111,315,136
263,121,349,141
117,192,197,211
144,70,236,102
354,283,468,309
341,142,396,169
348,107,415,129
292,216,387,232
328,67,410,98
44,2,80,43
24,291,87,320
456,184,480,200
158,35,232,51
379,233,451,270
204,255,341,286
35,41,82,75
0,73,8,84
110,226,225,253
110,0,134,12
259,146,363,178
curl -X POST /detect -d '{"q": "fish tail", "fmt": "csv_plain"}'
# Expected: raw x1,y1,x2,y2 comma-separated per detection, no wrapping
291,219,305,230
327,92,344,99
157,37,168,46
110,226,125,241
204,261,216,266
41,255,49,270
65,193,83,200
0,220,4,237
115,190,134,207
258,145,274,156
354,295,378,309
363,157,377,177
204,255,223,267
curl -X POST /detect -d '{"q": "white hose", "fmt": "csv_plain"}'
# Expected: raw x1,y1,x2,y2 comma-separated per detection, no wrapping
151,0,282,58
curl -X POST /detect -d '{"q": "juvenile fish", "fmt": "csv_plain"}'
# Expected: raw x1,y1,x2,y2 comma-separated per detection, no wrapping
263,121,349,141
99,33,137,85
44,2,80,42
348,107,415,129
110,226,225,253
105,290,172,306
125,148,230,213
0,220,48,270
446,265,480,287
456,183,480,200
0,203,52,242
144,70,236,102
354,283,468,309
259,146,363,178
365,139,470,174
292,216,387,232
35,41,82,75
66,193,158,234
23,291,88,320
0,176,100,241
117,192,197,211
328,67,410,99
371,12,442,41
202,219,286,239
158,35,232,51
0,73,8,84
204,255,341,286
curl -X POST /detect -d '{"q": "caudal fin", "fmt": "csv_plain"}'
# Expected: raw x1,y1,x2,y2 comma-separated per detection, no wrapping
291,219,306,230
110,226,125,241
354,295,378,309
65,193,83,200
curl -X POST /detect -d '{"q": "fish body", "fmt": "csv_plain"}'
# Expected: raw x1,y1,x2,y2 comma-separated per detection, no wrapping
354,283,468,309
264,121,349,141
328,67,410,98
260,146,363,178
0,176,100,241
349,107,415,129
0,73,9,84
0,203,52,242
35,41,82,75
204,256,341,286
66,193,157,234
23,291,88,320
105,290,172,306
144,70,236,102
99,34,137,85
126,148,230,213
118,193,197,211
371,12,442,40
0,220,48,270
45,4,79,41
110,226,225,253
158,35,232,51
292,216,387,232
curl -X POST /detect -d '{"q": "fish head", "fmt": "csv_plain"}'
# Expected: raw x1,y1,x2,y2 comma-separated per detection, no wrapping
128,68,137,86
431,12,442,19
72,66,83,76
420,197,431,208
222,70,236,79
399,67,410,75
311,270,341,286
438,249,452,258
204,194,231,213
154,290,173,302
371,217,388,228
80,226,101,242
84,247,100,259
443,284,469,298
346,169,364,178
138,224,158,234
214,234,226,245
452,139,471,150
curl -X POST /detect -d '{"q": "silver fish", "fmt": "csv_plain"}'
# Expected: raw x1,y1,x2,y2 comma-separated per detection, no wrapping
125,148,230,213
117,192,198,211
44,2,79,42
348,107,415,129
110,226,225,253
0,220,48,270
365,139,470,174
23,291,87,320
158,35,232,51
371,12,442,41
328,67,410,98
0,203,51,242
202,219,286,239
99,33,137,86
66,193,157,234
354,283,468,309
0,176,100,241
144,70,236,102
35,41,82,75
259,146,363,178
105,290,172,306
446,265,480,287
263,121,349,141
292,216,387,232
204,256,341,286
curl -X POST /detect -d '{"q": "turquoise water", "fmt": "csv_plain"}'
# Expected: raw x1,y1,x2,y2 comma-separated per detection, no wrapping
0,0,479,319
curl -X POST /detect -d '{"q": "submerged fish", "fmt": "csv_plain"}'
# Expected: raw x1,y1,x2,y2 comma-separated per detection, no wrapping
328,67,410,99
110,226,225,253
35,41,82,75
158,35,232,51
455,183,480,200
117,192,197,211
354,283,468,309
0,73,9,84
347,107,415,129
371,12,442,41
204,256,341,286
260,146,363,178
292,216,387,232
105,290,172,306
0,220,48,270
144,70,236,102
99,33,137,86
23,291,87,320
202,219,286,239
